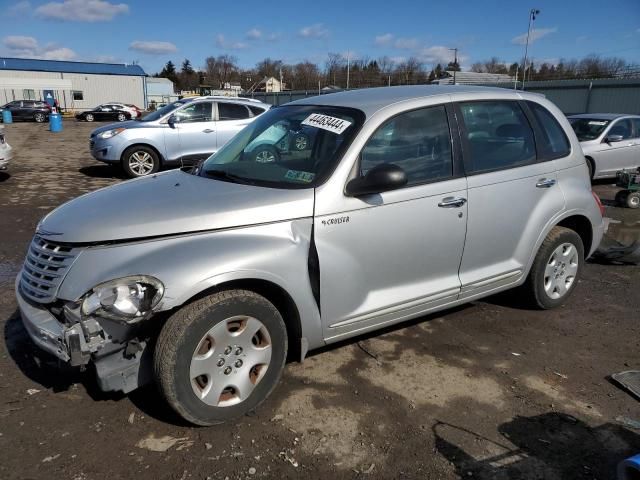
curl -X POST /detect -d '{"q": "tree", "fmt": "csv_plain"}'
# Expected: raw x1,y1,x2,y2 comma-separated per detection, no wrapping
178,58,198,91
181,59,194,74
434,63,443,79
157,60,178,91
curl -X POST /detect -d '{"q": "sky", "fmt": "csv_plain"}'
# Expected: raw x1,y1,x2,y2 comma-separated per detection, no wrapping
0,0,638,75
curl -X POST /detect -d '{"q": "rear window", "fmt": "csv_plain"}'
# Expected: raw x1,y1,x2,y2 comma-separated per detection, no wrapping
526,101,570,159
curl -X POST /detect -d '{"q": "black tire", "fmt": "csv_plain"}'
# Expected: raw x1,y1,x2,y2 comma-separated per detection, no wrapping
154,290,288,426
615,190,629,206
34,112,46,123
252,145,279,163
121,145,160,178
626,192,640,209
117,113,127,122
85,113,94,122
520,226,584,309
585,157,594,180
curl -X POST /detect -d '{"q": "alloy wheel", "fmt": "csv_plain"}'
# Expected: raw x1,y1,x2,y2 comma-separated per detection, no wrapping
543,242,579,299
128,151,155,176
255,150,276,163
189,315,272,407
34,113,45,122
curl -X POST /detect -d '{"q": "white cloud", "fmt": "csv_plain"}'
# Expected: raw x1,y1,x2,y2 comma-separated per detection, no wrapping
394,37,419,50
8,1,32,16
129,41,177,55
246,28,262,40
511,27,558,45
2,35,77,60
375,33,394,46
417,45,468,66
214,34,248,50
298,23,329,39
36,0,129,22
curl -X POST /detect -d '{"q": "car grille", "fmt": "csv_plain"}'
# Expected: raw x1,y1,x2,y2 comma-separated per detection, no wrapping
20,236,79,303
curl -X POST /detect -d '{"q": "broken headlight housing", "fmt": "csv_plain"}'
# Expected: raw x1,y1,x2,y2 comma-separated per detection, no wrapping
81,275,164,322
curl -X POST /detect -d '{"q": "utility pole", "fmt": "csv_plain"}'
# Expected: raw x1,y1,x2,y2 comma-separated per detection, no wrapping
346,51,350,90
449,48,458,85
522,8,540,90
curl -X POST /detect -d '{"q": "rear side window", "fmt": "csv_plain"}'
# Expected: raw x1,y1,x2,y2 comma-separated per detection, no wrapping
526,101,570,159
360,105,453,186
249,105,266,116
459,101,536,173
218,102,250,120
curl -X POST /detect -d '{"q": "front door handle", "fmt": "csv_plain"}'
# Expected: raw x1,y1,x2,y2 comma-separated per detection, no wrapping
438,196,467,208
202,128,215,133
536,178,556,188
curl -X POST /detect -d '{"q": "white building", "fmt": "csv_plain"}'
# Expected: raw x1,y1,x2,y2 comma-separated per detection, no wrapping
0,57,148,111
146,77,178,107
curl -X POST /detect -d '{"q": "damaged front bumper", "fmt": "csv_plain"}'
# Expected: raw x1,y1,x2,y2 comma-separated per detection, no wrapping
15,276,152,393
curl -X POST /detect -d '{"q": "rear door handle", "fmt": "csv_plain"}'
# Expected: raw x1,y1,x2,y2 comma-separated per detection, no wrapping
202,129,215,133
438,196,467,208
536,178,556,188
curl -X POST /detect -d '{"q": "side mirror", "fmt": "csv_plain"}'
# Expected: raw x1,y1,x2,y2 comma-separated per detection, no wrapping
167,114,178,127
605,134,624,143
345,163,408,197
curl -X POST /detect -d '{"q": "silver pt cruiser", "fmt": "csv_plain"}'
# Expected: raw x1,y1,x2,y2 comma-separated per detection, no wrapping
16,86,604,425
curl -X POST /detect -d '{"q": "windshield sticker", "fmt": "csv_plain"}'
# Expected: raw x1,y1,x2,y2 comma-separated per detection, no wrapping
588,121,607,126
302,114,352,134
285,170,315,183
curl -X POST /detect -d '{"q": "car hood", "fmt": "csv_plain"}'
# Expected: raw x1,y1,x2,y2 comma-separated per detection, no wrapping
90,120,143,134
37,170,315,243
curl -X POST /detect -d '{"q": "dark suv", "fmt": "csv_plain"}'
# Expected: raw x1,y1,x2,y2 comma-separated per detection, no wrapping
0,100,52,122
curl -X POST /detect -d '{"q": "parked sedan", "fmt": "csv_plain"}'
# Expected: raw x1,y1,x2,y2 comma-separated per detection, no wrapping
0,100,51,123
102,102,142,119
568,113,640,179
0,125,12,170
76,105,131,123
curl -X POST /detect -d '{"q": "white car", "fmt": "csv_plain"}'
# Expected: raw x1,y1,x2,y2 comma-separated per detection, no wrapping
103,102,142,119
0,125,12,170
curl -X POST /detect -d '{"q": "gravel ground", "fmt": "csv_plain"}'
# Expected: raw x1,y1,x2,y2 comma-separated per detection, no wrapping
0,121,638,480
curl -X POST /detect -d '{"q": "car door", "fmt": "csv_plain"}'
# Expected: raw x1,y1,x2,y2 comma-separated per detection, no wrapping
594,118,636,176
169,101,216,163
454,99,565,299
11,101,26,119
314,104,468,340
215,102,254,149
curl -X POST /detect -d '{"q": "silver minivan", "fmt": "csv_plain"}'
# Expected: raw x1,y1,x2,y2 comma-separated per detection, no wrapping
17,86,604,425
90,96,270,177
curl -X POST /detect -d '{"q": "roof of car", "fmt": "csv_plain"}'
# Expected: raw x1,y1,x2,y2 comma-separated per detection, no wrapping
186,96,269,106
567,113,638,120
288,85,533,117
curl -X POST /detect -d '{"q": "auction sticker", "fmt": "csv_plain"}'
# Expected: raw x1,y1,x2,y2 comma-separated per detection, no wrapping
285,169,315,183
302,114,352,134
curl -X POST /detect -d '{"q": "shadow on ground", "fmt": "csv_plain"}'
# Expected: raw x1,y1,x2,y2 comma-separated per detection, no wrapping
0,172,10,182
435,412,640,479
79,165,127,180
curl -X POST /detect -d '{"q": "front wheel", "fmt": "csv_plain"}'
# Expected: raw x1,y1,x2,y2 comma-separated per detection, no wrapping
252,145,279,163
85,113,94,122
154,290,288,426
121,146,159,177
520,226,584,309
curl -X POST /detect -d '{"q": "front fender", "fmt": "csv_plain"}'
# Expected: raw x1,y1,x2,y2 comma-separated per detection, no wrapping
56,219,324,350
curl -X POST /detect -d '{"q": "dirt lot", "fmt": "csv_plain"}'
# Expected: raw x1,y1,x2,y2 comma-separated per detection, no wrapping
0,121,639,480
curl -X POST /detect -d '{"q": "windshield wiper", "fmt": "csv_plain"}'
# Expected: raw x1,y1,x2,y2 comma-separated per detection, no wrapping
204,169,253,185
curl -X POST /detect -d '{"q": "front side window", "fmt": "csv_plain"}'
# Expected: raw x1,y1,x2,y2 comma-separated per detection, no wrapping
140,101,185,122
526,101,570,159
459,101,536,173
218,102,250,120
199,105,363,189
632,119,640,139
608,119,633,140
360,105,453,186
174,102,213,123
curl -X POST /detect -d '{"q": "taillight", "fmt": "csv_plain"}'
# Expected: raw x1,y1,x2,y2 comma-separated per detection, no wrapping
592,191,605,217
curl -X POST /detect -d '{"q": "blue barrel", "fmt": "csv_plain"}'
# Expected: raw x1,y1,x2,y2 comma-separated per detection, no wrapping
618,454,640,479
49,113,63,132
2,109,12,124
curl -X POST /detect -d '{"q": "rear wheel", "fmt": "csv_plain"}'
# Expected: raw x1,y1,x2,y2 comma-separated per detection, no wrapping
121,145,159,177
585,157,594,180
34,112,46,123
117,113,127,122
520,226,584,309
154,290,288,426
615,190,629,206
627,192,640,209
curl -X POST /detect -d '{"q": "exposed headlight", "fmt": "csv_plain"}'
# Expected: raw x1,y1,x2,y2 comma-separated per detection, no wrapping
98,127,125,139
82,275,164,322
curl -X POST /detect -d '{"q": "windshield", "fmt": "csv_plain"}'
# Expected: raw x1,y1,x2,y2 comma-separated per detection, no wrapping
140,101,186,122
197,105,364,188
569,118,611,141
